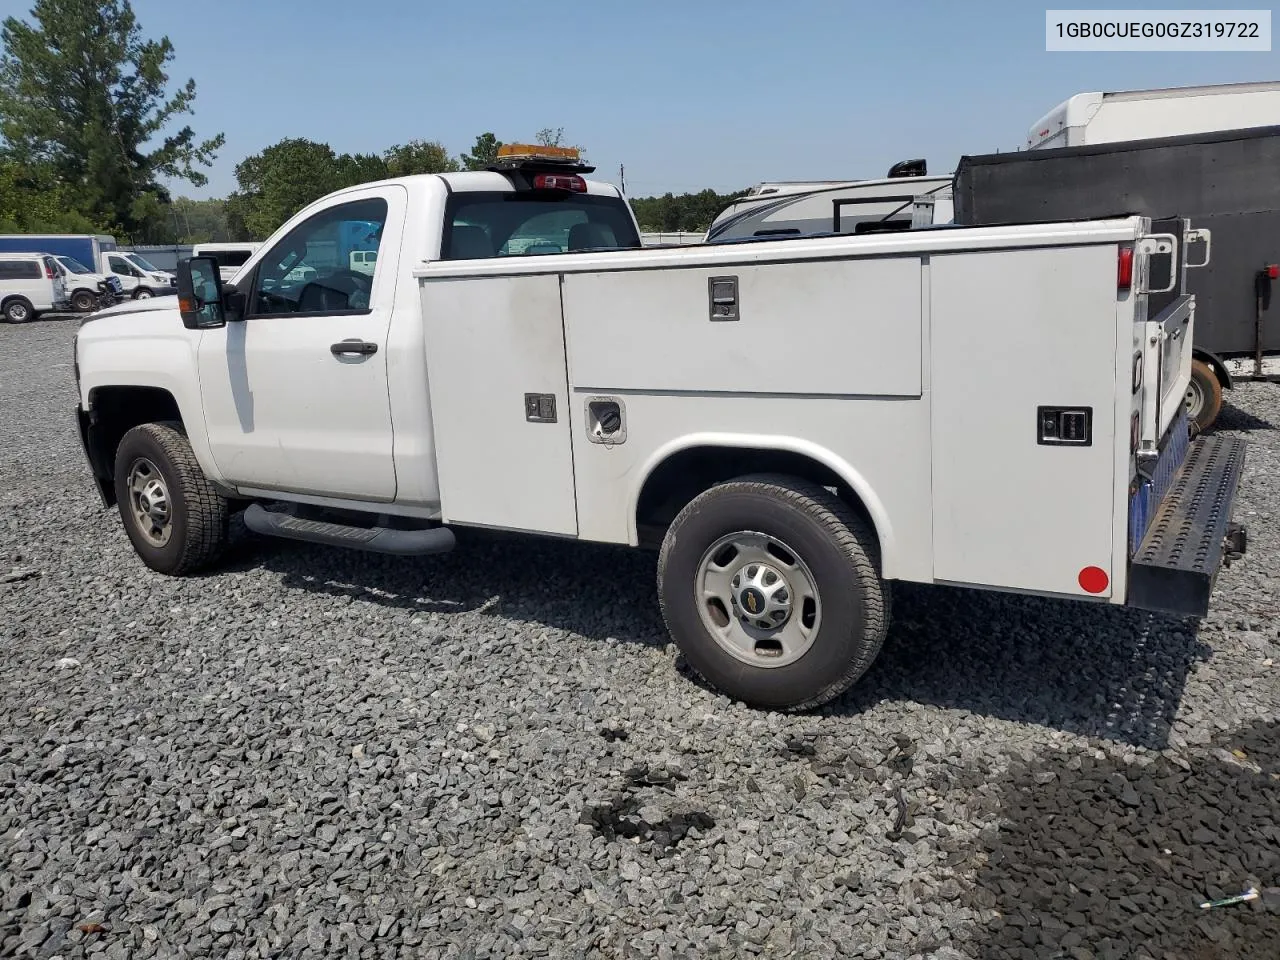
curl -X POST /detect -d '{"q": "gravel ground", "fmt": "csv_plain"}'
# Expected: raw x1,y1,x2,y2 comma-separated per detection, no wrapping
2,316,1278,960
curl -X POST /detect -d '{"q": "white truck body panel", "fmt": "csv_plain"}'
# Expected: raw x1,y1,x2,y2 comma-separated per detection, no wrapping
416,217,1161,601
1027,81,1280,150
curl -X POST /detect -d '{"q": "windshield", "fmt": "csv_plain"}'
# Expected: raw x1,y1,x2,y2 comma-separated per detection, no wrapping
124,252,161,272
57,256,93,274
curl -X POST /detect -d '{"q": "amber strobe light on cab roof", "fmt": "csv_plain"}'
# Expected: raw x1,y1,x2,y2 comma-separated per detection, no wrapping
497,143,582,162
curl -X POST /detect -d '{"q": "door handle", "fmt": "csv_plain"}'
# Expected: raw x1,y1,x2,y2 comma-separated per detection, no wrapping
330,339,378,356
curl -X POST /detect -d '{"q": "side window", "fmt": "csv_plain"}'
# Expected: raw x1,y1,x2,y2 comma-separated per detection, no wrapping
108,255,135,276
0,260,35,279
250,197,388,317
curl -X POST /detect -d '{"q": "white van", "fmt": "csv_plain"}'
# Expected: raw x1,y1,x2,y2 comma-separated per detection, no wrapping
104,251,177,298
349,248,378,277
192,242,262,283
50,255,123,312
0,252,70,322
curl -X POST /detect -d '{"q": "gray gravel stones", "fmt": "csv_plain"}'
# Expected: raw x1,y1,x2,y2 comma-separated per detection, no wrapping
2,318,1279,959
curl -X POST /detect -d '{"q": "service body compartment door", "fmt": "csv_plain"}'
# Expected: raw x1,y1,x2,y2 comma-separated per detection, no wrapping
930,244,1122,596
420,273,577,535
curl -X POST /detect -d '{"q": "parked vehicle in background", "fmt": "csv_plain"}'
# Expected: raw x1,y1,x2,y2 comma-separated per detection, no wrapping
50,255,124,312
705,160,952,243
955,123,1280,432
192,242,262,283
104,250,176,298
72,145,1248,710
0,234,117,275
0,252,70,322
1026,80,1280,150
349,248,378,276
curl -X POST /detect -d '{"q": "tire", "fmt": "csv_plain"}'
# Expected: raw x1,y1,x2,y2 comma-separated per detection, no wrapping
657,473,890,710
113,421,229,575
3,297,33,323
1185,358,1223,433
71,290,97,312
133,287,154,299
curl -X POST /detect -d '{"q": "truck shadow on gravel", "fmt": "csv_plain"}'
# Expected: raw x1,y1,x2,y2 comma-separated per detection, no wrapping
222,527,1209,750
956,717,1280,960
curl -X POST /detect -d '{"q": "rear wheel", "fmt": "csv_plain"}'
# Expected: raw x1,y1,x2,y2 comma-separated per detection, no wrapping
71,290,97,312
3,297,33,323
1185,358,1223,432
113,421,229,575
657,474,889,710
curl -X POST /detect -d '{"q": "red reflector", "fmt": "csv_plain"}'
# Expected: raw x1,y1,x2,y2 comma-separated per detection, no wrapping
1078,566,1109,594
533,173,587,193
1117,247,1134,290
1267,264,1279,280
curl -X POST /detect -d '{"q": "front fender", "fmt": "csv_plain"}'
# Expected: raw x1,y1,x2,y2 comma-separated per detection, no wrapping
77,315,223,487
628,432,899,578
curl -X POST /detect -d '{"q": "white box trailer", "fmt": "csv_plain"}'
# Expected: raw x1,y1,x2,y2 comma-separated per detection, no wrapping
1027,81,1280,150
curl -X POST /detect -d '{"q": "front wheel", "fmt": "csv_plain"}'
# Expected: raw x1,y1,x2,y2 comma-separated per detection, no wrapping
133,287,154,299
71,290,97,312
657,474,890,710
3,297,33,323
113,422,229,575
1185,358,1223,433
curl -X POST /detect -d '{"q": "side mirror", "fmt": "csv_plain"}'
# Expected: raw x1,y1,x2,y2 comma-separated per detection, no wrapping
177,256,227,329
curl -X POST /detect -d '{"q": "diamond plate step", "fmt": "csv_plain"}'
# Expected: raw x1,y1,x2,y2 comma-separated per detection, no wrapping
1127,434,1247,617
243,504,456,556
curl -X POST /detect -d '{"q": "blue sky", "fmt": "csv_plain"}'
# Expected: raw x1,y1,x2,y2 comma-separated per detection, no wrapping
109,0,1279,199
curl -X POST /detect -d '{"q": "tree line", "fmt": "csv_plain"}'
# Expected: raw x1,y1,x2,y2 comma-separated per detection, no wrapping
0,1,745,244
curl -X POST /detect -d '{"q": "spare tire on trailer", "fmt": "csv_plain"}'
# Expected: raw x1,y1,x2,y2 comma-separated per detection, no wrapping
1185,358,1223,432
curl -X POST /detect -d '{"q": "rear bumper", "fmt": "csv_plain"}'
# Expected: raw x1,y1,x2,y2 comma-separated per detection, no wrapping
1127,433,1247,617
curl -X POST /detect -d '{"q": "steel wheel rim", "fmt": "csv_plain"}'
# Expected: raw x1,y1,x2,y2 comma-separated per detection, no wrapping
73,292,95,311
127,457,172,547
694,530,822,668
8,303,29,321
1185,378,1204,419
135,289,152,298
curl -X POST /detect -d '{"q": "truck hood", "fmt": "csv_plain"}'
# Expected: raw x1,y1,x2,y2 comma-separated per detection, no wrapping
79,295,179,326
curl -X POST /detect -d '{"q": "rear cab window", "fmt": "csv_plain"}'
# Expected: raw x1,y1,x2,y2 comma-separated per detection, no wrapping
442,192,640,260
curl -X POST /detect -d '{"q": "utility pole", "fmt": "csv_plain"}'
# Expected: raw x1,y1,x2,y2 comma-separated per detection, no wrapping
619,163,626,194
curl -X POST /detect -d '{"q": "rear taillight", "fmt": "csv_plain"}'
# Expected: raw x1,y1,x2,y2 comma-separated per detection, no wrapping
1117,246,1134,290
1267,264,1279,280
44,261,56,280
533,173,587,193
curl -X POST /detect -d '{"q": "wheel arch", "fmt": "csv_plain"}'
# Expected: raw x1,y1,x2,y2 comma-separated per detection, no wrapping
1194,348,1233,390
81,384,229,507
630,434,897,577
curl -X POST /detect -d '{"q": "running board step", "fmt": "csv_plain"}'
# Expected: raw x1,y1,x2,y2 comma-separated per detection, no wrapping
1127,434,1246,618
243,503,456,556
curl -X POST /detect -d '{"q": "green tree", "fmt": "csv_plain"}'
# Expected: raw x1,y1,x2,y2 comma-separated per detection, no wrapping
535,127,565,147
0,160,103,232
228,138,347,239
628,188,750,233
0,0,224,241
459,132,502,171
384,139,458,177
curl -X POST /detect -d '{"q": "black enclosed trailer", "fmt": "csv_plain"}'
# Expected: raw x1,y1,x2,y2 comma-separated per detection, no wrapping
953,125,1280,431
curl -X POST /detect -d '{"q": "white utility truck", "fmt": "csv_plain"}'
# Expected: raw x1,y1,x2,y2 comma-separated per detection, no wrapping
73,145,1248,710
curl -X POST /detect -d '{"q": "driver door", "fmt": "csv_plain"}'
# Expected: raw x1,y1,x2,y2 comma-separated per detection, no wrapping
196,184,406,502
